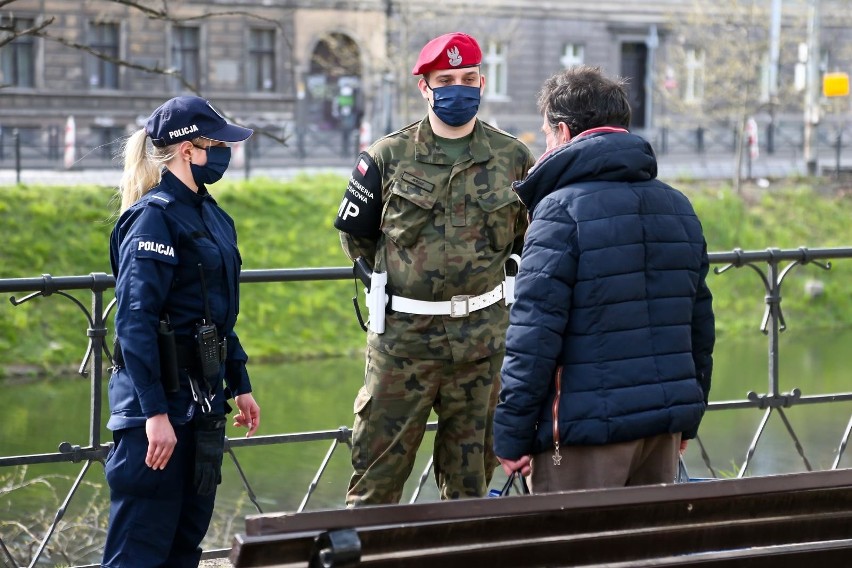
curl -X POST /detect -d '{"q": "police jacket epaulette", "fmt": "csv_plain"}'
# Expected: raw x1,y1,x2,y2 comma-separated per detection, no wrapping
145,189,175,210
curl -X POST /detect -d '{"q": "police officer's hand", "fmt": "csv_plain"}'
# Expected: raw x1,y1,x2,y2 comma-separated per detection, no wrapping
497,455,532,477
233,393,260,437
145,413,177,470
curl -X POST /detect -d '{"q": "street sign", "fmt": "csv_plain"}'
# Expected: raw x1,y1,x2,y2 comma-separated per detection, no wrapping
823,72,849,97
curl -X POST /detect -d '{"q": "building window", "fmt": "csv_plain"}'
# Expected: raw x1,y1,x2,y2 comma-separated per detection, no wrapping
0,17,35,88
560,43,585,68
248,28,275,92
483,41,507,98
172,25,200,91
684,47,705,103
88,22,119,89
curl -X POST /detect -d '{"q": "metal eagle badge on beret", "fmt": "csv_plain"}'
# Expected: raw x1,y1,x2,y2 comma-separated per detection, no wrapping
334,152,382,238
411,32,482,75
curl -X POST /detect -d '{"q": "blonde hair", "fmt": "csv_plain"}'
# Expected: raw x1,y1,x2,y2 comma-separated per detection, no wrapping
117,129,177,213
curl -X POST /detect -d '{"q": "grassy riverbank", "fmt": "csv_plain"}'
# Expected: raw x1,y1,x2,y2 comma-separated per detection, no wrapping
1,174,851,376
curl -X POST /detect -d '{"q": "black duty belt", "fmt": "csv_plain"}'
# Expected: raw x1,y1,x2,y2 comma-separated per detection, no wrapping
112,338,225,370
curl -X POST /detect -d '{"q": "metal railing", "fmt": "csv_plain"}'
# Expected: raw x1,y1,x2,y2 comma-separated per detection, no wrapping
2,118,851,172
2,246,852,567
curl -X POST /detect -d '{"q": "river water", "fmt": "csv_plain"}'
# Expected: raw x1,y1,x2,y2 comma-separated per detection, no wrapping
2,327,852,562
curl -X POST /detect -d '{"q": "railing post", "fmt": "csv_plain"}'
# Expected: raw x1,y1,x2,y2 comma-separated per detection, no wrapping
835,129,843,179
245,137,252,180
88,273,112,449
765,249,781,397
766,121,775,155
14,128,21,185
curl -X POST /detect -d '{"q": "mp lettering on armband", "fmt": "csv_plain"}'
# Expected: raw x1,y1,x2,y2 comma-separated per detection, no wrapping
333,152,382,238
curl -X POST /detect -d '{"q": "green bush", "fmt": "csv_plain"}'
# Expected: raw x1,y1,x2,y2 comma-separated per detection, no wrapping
689,183,852,334
1,176,850,374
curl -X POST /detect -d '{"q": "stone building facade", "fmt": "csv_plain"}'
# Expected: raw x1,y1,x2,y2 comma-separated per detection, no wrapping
0,0,849,167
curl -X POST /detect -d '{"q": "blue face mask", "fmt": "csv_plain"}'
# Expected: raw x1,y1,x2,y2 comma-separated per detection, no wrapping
190,145,231,187
430,84,481,127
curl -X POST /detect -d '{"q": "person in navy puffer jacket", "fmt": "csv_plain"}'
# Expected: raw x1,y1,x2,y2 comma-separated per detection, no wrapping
493,66,715,493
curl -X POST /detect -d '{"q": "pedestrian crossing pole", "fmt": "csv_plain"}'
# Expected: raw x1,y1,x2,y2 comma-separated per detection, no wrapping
823,72,849,178
803,0,820,176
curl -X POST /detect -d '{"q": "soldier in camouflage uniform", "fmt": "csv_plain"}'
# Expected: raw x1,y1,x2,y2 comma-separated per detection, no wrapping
334,32,535,506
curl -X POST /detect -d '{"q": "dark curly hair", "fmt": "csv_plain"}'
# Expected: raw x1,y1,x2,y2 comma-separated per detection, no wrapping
537,65,631,136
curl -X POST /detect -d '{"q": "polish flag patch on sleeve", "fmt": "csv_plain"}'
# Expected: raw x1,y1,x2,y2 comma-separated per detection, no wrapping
357,158,369,176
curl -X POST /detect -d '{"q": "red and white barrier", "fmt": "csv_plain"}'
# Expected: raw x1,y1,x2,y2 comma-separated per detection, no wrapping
64,116,76,169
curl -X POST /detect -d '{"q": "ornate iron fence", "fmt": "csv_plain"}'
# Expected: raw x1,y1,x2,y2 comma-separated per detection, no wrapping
2,246,852,567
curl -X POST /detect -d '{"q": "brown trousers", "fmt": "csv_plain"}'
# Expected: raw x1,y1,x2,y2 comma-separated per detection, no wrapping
530,432,681,493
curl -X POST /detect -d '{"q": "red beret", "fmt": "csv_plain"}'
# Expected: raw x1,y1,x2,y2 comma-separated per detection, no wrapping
411,32,482,75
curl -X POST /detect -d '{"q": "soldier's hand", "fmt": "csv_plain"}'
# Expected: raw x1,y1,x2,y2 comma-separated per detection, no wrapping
497,455,531,477
233,393,261,437
145,413,177,470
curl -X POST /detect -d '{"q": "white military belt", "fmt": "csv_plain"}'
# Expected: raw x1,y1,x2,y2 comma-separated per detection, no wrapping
389,283,506,318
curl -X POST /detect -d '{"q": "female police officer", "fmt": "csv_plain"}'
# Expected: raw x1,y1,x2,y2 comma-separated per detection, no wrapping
103,96,260,568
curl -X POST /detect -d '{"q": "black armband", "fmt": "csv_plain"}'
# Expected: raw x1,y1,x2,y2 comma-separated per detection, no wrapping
334,152,382,238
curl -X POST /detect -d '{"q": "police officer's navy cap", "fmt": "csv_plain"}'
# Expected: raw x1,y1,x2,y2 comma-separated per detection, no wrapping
146,96,254,147
411,32,482,75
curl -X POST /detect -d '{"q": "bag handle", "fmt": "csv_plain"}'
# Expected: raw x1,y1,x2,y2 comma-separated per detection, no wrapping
498,470,530,496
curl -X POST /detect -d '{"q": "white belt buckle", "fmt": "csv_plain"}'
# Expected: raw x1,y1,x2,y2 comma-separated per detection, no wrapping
450,295,471,317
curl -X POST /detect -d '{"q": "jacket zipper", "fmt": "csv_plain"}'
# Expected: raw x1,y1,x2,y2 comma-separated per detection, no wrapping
552,366,563,466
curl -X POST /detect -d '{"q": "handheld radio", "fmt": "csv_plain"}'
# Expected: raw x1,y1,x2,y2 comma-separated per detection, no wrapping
195,263,221,381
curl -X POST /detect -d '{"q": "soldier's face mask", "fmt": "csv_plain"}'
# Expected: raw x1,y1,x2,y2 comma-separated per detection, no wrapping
190,145,231,186
428,84,481,127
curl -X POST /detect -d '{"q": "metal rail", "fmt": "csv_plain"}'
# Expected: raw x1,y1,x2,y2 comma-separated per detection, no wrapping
1,246,852,567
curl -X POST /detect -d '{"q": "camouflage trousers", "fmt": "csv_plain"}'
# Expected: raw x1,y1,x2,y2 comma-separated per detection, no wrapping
346,346,503,507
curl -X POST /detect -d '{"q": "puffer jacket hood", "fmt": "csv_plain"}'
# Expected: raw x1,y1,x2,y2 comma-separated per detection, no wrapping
515,129,657,214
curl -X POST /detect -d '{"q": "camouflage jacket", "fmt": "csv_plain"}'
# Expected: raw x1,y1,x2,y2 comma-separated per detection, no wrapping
335,116,535,361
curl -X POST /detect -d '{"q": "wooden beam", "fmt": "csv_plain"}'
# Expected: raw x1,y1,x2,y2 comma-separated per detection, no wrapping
232,469,852,567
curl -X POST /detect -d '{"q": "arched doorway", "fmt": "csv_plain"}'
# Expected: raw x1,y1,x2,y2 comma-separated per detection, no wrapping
306,32,363,136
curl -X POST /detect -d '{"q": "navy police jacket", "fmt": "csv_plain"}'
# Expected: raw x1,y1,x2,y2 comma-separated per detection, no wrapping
493,129,715,460
108,170,251,430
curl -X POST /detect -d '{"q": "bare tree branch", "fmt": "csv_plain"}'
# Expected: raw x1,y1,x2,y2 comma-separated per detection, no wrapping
0,0,291,144
29,27,201,95
28,27,289,144
97,0,169,19
0,16,54,49
105,0,286,32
